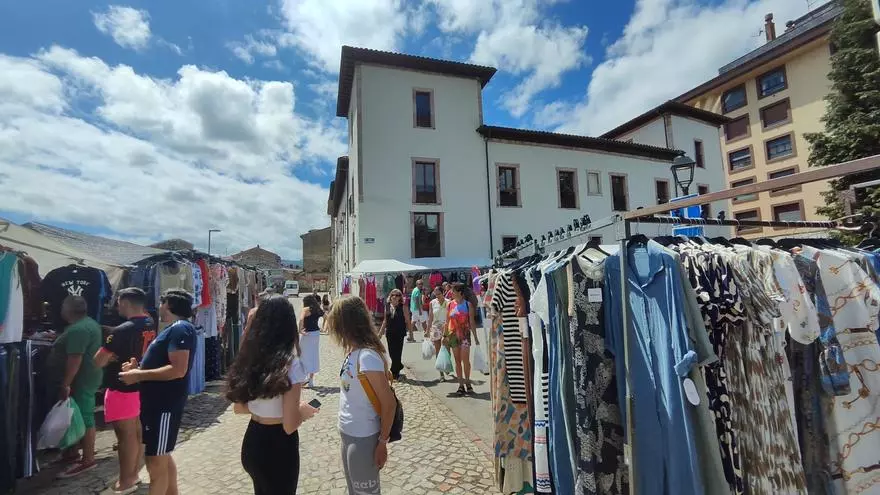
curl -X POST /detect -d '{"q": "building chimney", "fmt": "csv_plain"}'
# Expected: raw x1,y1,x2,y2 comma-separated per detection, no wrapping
765,13,776,42
786,20,796,31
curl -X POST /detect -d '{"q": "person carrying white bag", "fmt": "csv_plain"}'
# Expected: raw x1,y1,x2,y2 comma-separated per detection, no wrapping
37,399,74,450
425,287,449,380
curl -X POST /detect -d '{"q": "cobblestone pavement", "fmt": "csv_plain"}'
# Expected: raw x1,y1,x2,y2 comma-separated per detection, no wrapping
23,335,501,494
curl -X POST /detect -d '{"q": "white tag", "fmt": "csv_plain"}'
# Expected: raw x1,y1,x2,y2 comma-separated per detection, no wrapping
587,288,603,303
683,378,700,406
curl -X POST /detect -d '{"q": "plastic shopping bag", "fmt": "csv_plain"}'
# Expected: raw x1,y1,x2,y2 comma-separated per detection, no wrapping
435,345,453,374
59,398,86,450
473,345,489,375
37,399,73,450
421,339,435,360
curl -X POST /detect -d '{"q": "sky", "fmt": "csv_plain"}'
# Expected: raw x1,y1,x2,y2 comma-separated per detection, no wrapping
0,0,823,259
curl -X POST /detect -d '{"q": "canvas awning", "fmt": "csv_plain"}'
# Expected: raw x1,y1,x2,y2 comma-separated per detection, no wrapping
349,257,490,275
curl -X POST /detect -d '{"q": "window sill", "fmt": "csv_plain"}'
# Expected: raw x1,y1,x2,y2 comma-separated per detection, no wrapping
728,164,756,175
413,125,436,130
766,153,796,165
498,204,522,208
558,206,580,210
413,201,442,206
761,119,792,132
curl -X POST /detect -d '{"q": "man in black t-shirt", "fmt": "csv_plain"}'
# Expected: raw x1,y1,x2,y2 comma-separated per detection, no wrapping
95,288,155,494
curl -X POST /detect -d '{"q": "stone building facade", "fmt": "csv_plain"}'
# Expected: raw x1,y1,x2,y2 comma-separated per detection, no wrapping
231,245,282,269
299,227,331,292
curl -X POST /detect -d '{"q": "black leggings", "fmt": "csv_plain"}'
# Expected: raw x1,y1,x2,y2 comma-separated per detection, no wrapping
241,421,300,495
386,332,406,378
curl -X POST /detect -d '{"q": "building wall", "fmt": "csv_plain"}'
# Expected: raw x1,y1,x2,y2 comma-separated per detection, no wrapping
685,38,833,238
301,227,331,273
356,64,490,262
617,119,668,148
232,247,282,269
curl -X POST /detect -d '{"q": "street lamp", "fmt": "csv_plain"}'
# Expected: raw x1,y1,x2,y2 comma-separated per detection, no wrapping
207,229,221,256
670,154,697,196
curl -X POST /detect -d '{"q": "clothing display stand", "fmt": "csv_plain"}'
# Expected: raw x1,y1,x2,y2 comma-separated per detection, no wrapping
493,153,880,495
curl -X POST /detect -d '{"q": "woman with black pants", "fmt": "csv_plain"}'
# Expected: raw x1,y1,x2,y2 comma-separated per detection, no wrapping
378,289,410,379
226,295,319,494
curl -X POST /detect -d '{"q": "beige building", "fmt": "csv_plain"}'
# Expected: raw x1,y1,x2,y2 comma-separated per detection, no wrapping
676,2,842,238
299,227,331,292
231,245,282,269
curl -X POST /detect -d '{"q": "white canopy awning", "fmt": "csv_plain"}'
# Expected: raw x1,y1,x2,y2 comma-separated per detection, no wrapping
349,257,490,275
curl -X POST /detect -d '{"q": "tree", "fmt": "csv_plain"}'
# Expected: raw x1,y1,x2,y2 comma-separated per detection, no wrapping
804,0,880,241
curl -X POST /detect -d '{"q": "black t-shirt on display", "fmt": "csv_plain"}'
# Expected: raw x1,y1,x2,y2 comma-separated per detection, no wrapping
102,316,156,392
41,265,112,329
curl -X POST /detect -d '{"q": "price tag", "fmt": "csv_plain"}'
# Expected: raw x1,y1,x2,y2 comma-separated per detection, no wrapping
683,378,700,406
587,288,603,303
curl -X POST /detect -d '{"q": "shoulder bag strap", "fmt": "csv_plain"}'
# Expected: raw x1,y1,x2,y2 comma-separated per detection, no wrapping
356,349,391,415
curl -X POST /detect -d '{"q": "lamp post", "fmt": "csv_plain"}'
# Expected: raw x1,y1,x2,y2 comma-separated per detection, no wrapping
670,154,697,196
207,229,221,256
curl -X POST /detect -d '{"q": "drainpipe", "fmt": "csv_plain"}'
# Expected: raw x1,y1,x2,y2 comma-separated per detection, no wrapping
483,136,495,257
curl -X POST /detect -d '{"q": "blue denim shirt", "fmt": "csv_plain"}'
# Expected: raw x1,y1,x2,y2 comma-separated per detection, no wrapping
604,241,704,495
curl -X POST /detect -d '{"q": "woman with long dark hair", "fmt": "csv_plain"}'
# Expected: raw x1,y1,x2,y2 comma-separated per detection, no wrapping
226,295,319,494
326,296,396,495
377,289,410,380
445,283,480,396
299,294,324,387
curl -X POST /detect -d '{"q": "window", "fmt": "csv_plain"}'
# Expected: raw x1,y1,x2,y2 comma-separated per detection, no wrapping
728,147,753,172
586,171,601,195
697,184,711,218
721,85,747,113
694,140,705,168
413,213,441,258
725,115,750,141
731,177,758,203
588,236,602,245
734,209,761,234
766,134,794,161
768,166,800,195
655,179,670,204
610,174,628,211
557,169,578,209
773,202,804,222
501,236,518,258
758,67,787,98
497,164,521,207
760,99,791,129
413,160,439,204
413,90,434,128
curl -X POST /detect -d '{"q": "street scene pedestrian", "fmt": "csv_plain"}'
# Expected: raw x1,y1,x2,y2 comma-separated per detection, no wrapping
377,289,410,380
93,288,155,494
407,279,426,343
227,294,319,494
426,286,449,381
445,283,480,396
299,294,324,388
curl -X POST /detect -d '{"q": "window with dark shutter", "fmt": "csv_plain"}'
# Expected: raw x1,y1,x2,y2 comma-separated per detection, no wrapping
414,90,433,128
413,213,441,258
498,166,520,207
761,99,791,128
557,170,578,209
611,174,628,211
413,161,437,204
725,115,749,141
694,140,705,168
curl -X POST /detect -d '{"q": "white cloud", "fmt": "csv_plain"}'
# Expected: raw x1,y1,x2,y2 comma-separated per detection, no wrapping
92,5,152,51
429,0,588,118
276,0,419,73
542,0,823,136
226,35,278,64
0,48,345,258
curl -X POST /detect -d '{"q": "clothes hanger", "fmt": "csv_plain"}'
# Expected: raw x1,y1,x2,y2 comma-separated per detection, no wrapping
755,238,777,247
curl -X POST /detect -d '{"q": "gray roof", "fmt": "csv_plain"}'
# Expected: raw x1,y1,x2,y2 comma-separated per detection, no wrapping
24,222,167,266
719,2,841,74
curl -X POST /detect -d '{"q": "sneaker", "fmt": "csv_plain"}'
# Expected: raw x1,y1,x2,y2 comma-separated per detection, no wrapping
58,461,97,479
308,378,315,388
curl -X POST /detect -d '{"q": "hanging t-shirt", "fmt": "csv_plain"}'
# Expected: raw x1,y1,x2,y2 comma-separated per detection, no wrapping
0,263,24,344
41,265,112,329
102,316,156,392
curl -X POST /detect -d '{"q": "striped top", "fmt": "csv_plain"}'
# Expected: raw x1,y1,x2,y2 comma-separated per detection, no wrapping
491,271,528,403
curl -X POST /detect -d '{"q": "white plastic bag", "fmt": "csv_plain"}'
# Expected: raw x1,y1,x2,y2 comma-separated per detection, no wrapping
435,346,454,374
37,399,73,450
473,345,489,375
421,339,435,360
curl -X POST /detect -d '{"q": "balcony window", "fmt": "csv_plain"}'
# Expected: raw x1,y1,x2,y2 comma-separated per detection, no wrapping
611,174,628,211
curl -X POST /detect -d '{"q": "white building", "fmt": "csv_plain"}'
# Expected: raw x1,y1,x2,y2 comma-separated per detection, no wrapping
328,46,731,291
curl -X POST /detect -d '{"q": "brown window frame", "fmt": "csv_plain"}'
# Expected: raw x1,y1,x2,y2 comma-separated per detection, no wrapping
727,145,755,174
556,168,579,209
730,176,758,204
411,158,441,205
694,139,705,168
610,173,629,212
496,163,522,207
586,170,602,196
721,84,747,113
724,114,751,143
655,178,671,204
757,66,788,99
697,184,711,218
413,88,435,129
771,200,805,228
760,98,792,130
768,165,802,196
411,212,443,258
734,208,763,234
764,132,797,164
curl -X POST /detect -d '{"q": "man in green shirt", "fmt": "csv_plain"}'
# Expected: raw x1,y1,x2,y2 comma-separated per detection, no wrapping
55,295,103,479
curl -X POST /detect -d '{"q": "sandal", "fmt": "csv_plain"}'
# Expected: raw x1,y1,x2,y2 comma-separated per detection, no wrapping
455,385,466,396
466,384,474,395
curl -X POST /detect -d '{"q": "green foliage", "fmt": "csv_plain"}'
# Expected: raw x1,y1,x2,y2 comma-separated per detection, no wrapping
803,0,880,242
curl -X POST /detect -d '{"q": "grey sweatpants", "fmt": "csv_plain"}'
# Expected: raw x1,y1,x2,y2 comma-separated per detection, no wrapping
340,431,381,494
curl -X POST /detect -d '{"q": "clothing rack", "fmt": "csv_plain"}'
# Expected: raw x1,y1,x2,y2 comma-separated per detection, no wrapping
492,153,880,494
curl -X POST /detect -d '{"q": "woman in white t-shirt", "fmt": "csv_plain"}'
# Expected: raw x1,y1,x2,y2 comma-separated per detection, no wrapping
425,286,449,381
226,295,319,494
325,296,396,495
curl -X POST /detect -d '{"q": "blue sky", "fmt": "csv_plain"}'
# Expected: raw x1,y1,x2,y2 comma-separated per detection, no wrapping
0,0,817,258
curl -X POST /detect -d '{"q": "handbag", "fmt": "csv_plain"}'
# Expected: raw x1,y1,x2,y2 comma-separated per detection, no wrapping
357,350,404,442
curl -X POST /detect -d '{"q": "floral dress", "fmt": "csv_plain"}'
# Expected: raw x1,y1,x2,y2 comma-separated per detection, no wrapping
445,300,472,349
